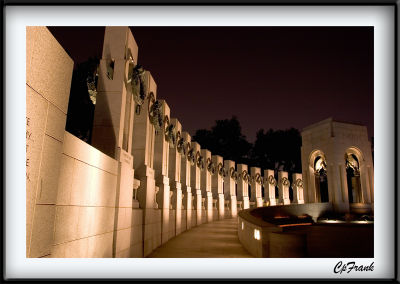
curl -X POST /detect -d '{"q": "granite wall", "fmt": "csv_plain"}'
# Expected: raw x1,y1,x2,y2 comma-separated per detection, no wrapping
26,26,73,257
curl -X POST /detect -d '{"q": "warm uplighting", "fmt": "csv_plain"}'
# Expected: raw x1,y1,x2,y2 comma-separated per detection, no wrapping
274,215,289,219
317,219,346,224
278,223,312,228
241,222,244,230
254,229,261,240
351,220,374,224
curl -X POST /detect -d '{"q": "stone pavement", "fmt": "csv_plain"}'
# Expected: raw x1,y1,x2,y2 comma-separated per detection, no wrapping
148,217,253,258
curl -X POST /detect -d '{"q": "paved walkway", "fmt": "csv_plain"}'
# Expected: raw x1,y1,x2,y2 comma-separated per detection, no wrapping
148,217,253,258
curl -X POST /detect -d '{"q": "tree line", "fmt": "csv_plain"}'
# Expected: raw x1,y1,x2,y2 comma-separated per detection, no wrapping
192,116,302,177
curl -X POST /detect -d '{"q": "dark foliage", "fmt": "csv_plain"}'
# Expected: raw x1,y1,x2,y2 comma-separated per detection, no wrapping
65,57,99,143
193,117,303,175
251,127,302,174
193,116,252,165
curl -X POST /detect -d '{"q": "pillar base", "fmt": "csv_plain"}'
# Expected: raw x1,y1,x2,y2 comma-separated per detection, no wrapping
256,197,263,207
218,194,225,219
243,197,250,209
172,182,182,236
230,196,238,217
206,192,213,223
195,189,202,225
267,198,276,206
279,198,290,205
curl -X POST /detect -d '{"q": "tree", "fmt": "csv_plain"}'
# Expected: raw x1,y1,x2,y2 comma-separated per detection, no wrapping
193,116,252,165
252,127,302,175
193,117,303,177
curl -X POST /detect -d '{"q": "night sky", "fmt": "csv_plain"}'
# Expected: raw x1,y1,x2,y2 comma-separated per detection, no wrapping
48,26,374,142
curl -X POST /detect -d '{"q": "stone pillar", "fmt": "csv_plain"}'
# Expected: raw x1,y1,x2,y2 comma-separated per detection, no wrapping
306,166,317,203
224,160,237,218
339,164,349,204
292,173,305,204
367,165,374,204
168,118,183,235
26,27,74,257
237,164,250,209
360,164,371,204
212,155,225,219
201,149,213,222
131,71,160,257
250,167,263,207
328,163,349,213
153,100,171,244
263,169,277,206
190,142,202,225
92,26,138,158
278,171,290,205
90,26,140,257
180,132,192,231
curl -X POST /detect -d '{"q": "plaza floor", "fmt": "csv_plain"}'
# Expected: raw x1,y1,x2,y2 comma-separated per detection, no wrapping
148,217,253,258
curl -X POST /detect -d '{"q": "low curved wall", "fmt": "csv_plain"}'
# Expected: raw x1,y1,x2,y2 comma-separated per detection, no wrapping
238,203,373,258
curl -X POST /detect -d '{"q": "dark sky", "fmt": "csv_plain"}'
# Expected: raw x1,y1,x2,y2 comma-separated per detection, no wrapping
48,26,373,142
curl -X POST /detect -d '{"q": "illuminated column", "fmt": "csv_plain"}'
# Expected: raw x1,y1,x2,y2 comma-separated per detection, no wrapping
168,118,182,235
224,160,237,217
201,149,213,222
190,142,202,225
91,27,140,257
328,163,349,213
212,155,225,219
237,164,250,209
339,164,350,204
153,100,172,244
292,173,305,204
92,26,137,159
367,165,374,204
360,164,371,204
278,171,290,205
250,167,263,207
131,72,159,257
263,169,277,206
180,132,192,231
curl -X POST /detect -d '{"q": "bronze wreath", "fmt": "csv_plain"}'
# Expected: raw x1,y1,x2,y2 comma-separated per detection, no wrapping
187,147,195,165
268,175,277,186
217,163,227,177
254,173,262,185
280,177,290,187
294,178,303,188
176,132,185,155
241,170,249,182
164,116,177,148
129,64,147,106
206,158,216,175
196,151,205,170
148,95,163,132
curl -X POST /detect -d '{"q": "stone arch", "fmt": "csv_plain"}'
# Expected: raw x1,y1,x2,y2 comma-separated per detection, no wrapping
344,146,368,204
308,150,329,203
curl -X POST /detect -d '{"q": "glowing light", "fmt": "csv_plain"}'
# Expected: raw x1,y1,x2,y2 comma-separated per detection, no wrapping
351,220,373,224
278,223,312,228
317,219,345,224
241,222,244,230
274,216,289,219
254,229,261,240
